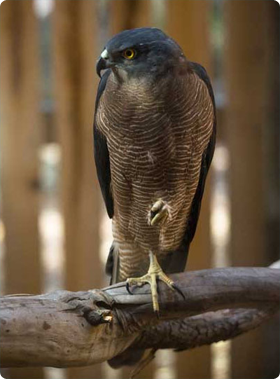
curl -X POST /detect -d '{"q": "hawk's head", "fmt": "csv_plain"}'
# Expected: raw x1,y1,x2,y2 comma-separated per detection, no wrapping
96,27,186,79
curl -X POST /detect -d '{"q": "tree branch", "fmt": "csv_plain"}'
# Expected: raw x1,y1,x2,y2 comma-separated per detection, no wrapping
0,267,279,368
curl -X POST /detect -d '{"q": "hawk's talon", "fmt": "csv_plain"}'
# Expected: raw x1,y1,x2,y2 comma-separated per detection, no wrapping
149,199,169,226
171,282,186,300
126,276,150,294
126,281,134,295
126,252,177,313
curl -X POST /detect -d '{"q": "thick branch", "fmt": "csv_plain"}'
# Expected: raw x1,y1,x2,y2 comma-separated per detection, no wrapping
133,307,277,350
0,267,279,368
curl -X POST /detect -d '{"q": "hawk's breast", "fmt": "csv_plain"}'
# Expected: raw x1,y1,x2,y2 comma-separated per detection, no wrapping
96,70,214,279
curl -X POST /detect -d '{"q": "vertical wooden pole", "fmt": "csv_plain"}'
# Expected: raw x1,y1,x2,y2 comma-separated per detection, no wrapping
110,0,151,33
53,1,102,378
53,0,102,296
261,4,280,377
0,1,44,378
224,1,279,378
166,1,213,378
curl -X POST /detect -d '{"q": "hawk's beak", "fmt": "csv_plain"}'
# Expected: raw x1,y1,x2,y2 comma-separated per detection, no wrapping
96,49,110,77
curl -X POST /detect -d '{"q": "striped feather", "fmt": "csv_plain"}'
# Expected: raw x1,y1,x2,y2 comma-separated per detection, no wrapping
96,66,214,282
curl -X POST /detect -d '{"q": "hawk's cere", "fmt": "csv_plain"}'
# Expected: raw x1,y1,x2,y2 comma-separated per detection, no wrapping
94,27,216,316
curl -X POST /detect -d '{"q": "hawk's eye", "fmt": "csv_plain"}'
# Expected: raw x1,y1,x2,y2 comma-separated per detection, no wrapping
122,48,136,60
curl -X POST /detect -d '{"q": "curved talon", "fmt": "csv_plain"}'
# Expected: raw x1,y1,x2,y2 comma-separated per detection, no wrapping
149,199,170,226
125,252,180,313
126,281,133,295
172,282,186,300
151,211,168,226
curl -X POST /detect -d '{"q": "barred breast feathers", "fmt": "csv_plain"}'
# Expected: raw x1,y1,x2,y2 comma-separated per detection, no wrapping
96,68,214,280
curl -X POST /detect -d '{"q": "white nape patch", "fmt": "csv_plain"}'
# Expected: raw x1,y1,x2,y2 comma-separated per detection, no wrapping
101,49,109,59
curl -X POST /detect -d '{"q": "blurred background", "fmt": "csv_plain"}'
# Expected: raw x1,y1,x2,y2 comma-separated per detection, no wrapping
0,0,279,378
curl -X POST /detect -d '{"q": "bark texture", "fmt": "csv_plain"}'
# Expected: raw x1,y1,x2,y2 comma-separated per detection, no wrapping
0,267,279,368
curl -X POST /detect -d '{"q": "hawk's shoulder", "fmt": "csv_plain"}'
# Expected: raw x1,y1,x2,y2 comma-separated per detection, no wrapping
189,61,215,108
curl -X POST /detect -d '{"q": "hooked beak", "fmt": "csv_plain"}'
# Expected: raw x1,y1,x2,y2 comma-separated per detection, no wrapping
96,49,111,77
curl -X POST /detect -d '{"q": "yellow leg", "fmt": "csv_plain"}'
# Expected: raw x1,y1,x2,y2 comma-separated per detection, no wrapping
149,199,169,226
126,252,176,314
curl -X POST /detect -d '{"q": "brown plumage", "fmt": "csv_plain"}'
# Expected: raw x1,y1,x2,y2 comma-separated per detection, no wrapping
94,27,216,369
96,68,214,281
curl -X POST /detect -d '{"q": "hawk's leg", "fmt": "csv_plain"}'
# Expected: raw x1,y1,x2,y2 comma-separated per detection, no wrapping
126,251,176,314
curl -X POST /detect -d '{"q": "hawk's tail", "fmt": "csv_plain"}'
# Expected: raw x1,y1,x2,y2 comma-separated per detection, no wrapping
108,348,145,369
105,242,120,285
105,242,146,370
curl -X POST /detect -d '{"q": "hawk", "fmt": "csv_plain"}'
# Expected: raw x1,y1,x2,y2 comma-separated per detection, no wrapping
94,27,216,315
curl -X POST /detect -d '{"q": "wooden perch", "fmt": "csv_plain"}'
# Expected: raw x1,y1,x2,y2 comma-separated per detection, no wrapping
0,267,279,368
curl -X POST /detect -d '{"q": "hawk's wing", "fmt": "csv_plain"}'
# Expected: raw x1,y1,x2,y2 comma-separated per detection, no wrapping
93,69,114,218
166,61,216,274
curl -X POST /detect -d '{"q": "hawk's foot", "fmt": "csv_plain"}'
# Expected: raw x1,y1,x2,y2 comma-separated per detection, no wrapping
126,252,178,314
149,199,169,226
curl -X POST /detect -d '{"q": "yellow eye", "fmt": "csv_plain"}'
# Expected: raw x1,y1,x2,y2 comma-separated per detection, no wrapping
122,48,136,60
